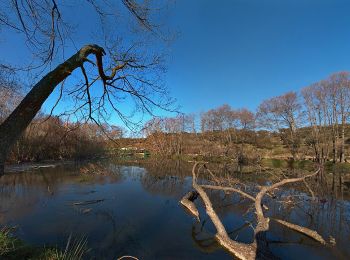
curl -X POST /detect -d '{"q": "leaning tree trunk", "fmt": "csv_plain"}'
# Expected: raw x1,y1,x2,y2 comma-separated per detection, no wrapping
0,44,106,175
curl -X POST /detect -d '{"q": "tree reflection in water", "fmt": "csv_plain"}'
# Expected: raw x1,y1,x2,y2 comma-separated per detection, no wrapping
0,160,349,259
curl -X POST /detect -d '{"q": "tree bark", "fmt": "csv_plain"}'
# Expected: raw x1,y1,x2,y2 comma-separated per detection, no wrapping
0,44,106,175
182,163,325,259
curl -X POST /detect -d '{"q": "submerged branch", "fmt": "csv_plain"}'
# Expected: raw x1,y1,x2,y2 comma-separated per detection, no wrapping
201,184,269,210
73,199,104,206
180,191,200,221
191,162,257,260
180,163,326,259
272,218,326,245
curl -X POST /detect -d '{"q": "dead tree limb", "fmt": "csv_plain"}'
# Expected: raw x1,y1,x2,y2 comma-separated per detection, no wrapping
73,199,105,206
191,162,257,260
180,191,200,221
272,218,326,245
254,169,320,234
303,179,315,200
201,184,269,210
181,163,328,259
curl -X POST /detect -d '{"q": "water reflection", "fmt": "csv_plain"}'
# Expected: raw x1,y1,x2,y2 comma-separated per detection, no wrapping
0,160,349,259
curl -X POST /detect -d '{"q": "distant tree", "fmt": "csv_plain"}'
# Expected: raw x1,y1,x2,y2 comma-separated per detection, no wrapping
200,104,236,132
236,108,255,130
257,92,302,160
144,115,194,156
302,72,350,163
183,114,197,134
143,117,168,154
329,72,350,162
302,81,330,162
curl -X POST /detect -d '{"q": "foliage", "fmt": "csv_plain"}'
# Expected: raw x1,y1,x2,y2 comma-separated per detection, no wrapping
6,115,123,163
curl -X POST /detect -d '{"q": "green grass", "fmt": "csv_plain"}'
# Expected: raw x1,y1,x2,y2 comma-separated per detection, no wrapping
0,227,87,260
261,158,318,171
261,158,288,168
261,157,350,174
291,160,315,170
324,161,350,174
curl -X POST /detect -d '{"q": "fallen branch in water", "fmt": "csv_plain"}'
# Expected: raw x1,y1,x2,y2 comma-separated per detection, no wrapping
201,184,268,210
180,191,200,221
73,199,104,206
191,162,256,259
272,218,326,245
180,162,328,260
254,169,320,237
303,179,316,201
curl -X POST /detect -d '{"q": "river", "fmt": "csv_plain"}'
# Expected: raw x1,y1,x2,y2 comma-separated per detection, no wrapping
0,160,349,259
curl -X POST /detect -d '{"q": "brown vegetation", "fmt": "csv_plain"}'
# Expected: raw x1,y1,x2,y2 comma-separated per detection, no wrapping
139,72,350,166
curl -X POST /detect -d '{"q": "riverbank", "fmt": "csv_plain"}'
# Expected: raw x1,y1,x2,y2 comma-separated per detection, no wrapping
3,160,75,173
0,227,86,259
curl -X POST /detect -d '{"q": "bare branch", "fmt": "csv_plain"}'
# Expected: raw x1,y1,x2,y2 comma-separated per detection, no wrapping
272,218,326,245
181,163,327,259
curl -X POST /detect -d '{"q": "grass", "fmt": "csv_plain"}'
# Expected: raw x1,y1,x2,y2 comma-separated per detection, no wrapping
290,160,315,170
262,157,350,174
0,227,87,260
324,161,350,174
261,158,318,171
261,158,288,168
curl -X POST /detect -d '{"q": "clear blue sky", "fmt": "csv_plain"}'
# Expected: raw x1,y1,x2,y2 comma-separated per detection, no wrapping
2,0,350,125
166,0,350,115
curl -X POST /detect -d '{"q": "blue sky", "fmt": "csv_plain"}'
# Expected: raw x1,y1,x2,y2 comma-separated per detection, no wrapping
166,0,350,115
2,0,350,126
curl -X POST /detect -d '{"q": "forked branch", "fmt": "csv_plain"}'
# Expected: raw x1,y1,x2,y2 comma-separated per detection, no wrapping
180,163,329,260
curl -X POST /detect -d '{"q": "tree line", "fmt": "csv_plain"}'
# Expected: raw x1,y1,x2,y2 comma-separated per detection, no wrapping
2,69,350,164
143,71,350,163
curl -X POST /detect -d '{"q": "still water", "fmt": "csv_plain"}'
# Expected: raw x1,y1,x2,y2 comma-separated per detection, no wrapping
1,160,349,259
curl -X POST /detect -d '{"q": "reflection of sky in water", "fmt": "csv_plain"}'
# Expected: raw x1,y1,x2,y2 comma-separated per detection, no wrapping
0,162,349,259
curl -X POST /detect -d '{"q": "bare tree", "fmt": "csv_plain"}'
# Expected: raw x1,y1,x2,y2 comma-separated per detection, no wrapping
0,0,175,174
302,82,330,162
183,113,197,134
301,73,350,163
143,117,169,154
144,115,196,156
329,72,350,162
236,108,255,131
257,92,302,160
201,104,236,133
0,67,22,123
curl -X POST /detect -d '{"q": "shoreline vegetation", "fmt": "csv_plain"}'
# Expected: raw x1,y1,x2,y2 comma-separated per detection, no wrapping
0,227,87,260
3,73,350,171
1,225,138,260
5,155,350,178
3,72,350,177
0,156,317,171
